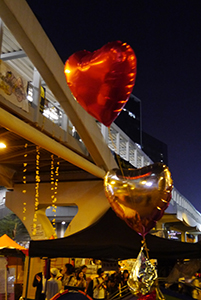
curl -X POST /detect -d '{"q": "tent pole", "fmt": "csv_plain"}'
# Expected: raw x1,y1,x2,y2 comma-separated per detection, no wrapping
25,256,31,300
5,258,7,300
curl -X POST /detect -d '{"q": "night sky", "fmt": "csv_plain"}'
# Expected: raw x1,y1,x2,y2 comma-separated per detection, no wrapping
26,0,201,212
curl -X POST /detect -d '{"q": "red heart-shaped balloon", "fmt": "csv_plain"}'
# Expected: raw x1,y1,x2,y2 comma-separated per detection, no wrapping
64,41,137,127
104,163,173,237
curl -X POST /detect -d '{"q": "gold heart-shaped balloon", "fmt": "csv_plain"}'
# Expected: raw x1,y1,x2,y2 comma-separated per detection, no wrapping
104,163,173,237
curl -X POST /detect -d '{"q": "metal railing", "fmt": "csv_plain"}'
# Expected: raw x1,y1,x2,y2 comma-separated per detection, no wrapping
2,81,201,228
31,93,201,226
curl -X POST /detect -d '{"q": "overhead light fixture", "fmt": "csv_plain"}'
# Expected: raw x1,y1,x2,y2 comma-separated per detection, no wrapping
0,142,6,149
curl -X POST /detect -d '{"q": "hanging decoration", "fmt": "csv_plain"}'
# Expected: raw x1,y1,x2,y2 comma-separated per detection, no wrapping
32,146,40,236
127,244,165,300
64,40,137,127
22,143,28,221
127,248,157,296
104,162,173,237
50,155,59,233
50,154,55,226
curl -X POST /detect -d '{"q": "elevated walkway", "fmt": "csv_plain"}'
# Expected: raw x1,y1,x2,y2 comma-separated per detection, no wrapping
0,0,201,240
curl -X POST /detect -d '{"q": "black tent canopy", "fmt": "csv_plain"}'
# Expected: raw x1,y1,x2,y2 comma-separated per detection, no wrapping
29,209,201,260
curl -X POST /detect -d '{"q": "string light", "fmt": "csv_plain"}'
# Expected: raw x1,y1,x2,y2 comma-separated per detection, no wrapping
50,155,60,235
32,146,40,236
50,154,55,228
22,143,28,221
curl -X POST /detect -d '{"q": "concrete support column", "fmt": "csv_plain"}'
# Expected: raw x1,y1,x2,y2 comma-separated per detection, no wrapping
5,180,110,239
6,188,55,240
154,222,165,238
0,18,3,56
155,222,165,230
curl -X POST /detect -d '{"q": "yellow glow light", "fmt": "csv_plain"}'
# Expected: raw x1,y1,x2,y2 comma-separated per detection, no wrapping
0,142,6,149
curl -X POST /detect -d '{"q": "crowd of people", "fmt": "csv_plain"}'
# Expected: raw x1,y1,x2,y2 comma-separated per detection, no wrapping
177,274,201,300
33,263,130,300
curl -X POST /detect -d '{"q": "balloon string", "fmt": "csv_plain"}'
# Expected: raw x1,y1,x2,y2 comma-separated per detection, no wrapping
141,237,149,259
155,280,165,300
141,239,165,300
108,127,125,177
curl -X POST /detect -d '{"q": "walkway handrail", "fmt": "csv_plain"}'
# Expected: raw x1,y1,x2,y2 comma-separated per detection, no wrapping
99,123,201,229
1,75,201,227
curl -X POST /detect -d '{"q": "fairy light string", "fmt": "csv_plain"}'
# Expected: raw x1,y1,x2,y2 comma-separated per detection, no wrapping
22,143,28,221
32,146,40,236
51,155,60,233
50,154,55,228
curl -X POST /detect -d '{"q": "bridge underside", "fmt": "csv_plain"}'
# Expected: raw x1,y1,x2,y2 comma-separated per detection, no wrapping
0,105,110,240
0,0,200,242
0,119,100,189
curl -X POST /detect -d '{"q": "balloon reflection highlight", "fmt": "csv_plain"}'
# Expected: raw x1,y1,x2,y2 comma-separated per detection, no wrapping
104,162,173,237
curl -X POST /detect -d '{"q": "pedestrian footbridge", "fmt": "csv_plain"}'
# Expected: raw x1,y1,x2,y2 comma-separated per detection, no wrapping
0,0,201,241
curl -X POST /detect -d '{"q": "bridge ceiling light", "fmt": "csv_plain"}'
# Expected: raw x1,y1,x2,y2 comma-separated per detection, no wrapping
0,142,6,149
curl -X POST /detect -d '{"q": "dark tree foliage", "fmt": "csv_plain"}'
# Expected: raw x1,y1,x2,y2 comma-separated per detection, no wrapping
0,213,30,241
